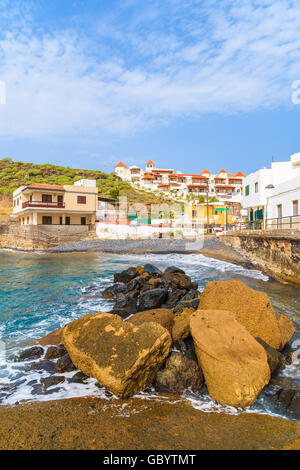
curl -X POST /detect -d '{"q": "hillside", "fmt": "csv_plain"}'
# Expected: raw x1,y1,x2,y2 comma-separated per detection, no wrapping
0,158,173,210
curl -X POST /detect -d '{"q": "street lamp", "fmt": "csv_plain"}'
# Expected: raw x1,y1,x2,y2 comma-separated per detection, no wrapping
265,184,275,229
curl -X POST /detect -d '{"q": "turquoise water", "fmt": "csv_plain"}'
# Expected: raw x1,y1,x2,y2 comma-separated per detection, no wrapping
0,250,299,417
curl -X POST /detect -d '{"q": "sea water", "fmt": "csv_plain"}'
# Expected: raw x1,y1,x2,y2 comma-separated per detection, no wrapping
0,250,299,419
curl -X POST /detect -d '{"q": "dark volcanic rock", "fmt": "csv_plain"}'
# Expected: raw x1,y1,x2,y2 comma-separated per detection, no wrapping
18,346,44,362
143,264,162,276
127,276,146,293
68,371,89,384
114,267,139,284
111,296,138,318
102,283,128,300
173,298,200,314
164,289,187,308
154,351,203,394
41,375,65,390
164,266,185,275
180,290,200,302
162,272,192,290
274,388,300,419
45,345,67,361
255,337,285,374
138,288,168,311
29,360,56,374
54,354,77,373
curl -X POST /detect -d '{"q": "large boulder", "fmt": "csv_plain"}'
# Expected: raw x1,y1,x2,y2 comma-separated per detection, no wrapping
143,264,162,276
39,327,65,346
154,351,203,394
102,283,128,300
162,272,192,290
277,314,295,350
138,288,168,311
127,308,174,334
198,280,281,349
63,312,172,398
190,309,271,408
110,296,138,318
172,308,193,342
114,267,139,284
17,346,44,362
255,337,285,374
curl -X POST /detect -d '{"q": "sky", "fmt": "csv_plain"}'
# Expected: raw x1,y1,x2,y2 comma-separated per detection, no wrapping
0,0,300,175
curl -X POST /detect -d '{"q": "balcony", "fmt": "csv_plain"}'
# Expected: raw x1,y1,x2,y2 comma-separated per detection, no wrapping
22,201,65,209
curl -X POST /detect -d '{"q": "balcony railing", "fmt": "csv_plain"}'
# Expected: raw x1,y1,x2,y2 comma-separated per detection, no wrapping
22,201,65,209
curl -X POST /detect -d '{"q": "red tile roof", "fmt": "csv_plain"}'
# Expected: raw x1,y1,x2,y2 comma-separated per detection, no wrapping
201,169,210,175
235,171,245,177
25,184,65,191
146,160,155,165
218,169,227,174
115,161,127,168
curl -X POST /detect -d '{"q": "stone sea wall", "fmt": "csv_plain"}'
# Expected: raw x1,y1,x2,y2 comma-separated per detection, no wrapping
220,230,300,286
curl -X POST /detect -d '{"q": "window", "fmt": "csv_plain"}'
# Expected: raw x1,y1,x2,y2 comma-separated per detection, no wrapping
277,204,282,219
65,217,70,225
81,217,86,225
192,210,198,218
245,185,249,196
42,194,52,203
57,196,63,206
60,216,63,225
292,200,298,216
255,182,258,193
27,216,29,224
42,216,52,225
77,196,86,204
14,199,16,207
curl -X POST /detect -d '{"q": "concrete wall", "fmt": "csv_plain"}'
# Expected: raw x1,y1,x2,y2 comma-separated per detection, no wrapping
220,231,300,286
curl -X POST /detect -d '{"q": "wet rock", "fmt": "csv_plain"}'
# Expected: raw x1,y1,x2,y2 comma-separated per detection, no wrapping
274,389,300,419
114,267,139,284
270,376,300,392
190,309,270,408
54,354,77,373
111,296,138,318
162,272,192,290
62,312,172,398
31,384,62,396
255,337,285,374
180,290,200,302
173,298,200,314
173,338,197,363
18,346,44,362
102,283,128,300
68,371,89,384
155,351,204,394
138,288,168,311
126,276,146,293
198,280,282,349
164,266,185,275
277,314,295,350
165,289,186,308
29,360,56,374
41,376,65,390
127,308,174,334
191,281,199,290
45,345,67,361
143,264,162,276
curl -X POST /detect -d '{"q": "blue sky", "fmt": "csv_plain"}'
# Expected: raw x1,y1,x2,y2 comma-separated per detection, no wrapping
0,0,300,175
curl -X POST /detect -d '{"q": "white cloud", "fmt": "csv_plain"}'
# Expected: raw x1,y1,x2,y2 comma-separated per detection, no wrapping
0,0,300,139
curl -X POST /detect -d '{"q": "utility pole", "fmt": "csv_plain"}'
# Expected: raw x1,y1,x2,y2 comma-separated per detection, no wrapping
206,185,209,233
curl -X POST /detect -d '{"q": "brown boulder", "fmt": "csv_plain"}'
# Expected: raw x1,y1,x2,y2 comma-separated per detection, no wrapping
127,309,174,334
63,312,172,398
154,351,204,394
277,314,295,350
162,272,192,290
190,309,270,408
172,308,193,342
198,280,281,349
39,328,65,346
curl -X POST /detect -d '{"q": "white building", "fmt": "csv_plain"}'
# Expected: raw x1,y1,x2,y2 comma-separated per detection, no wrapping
115,160,245,205
242,153,300,229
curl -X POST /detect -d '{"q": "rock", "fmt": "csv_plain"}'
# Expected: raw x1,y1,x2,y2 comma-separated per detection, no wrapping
17,346,44,362
127,308,174,334
126,276,146,293
255,338,285,375
274,389,300,419
180,290,199,302
173,337,197,362
191,281,199,290
173,298,200,314
41,376,65,390
45,345,67,361
198,280,281,349
138,288,168,311
39,327,65,346
31,384,62,396
68,371,89,384
62,312,172,398
162,272,192,290
114,267,139,284
164,289,187,308
270,376,300,392
111,296,138,318
143,264,162,276
190,309,271,408
54,353,77,373
164,266,185,275
29,360,56,374
154,352,204,394
172,308,193,342
102,283,128,300
277,314,295,350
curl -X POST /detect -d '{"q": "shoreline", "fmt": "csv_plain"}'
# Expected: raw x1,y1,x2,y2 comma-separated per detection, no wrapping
0,396,299,450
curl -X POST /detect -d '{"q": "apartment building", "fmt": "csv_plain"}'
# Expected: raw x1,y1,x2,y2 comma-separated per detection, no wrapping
242,153,300,229
115,161,245,204
13,179,98,227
